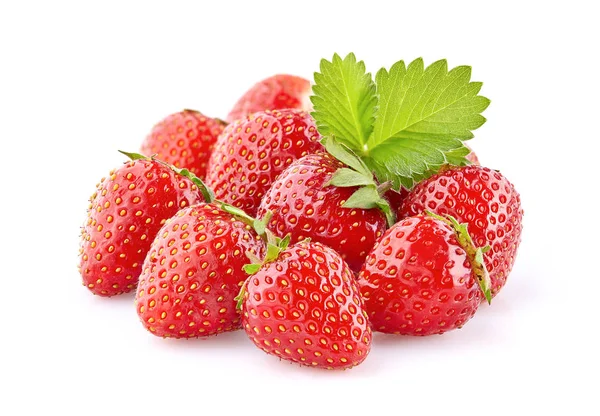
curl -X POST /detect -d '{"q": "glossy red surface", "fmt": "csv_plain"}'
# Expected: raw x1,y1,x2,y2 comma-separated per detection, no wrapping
136,203,264,338
358,215,481,335
205,109,322,216
79,160,204,296
140,109,225,178
241,241,372,370
258,152,387,272
227,74,311,123
399,166,523,297
385,187,409,214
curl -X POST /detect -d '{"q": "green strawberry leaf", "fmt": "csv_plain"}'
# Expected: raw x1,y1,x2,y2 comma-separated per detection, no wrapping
364,135,464,188
311,53,377,150
310,55,489,190
445,143,472,166
365,58,489,188
408,142,472,186
371,59,489,145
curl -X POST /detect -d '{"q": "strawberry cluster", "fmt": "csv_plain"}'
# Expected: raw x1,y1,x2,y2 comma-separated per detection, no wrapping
79,58,523,371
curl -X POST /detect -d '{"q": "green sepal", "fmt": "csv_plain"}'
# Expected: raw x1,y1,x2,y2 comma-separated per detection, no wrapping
118,150,150,161
344,186,396,226
264,243,282,263
344,186,383,209
242,264,261,275
426,211,492,304
326,168,375,188
245,251,262,265
242,232,292,278
375,200,396,228
376,181,393,195
234,282,248,310
321,136,371,177
279,233,292,251
220,202,255,225
321,136,395,224
265,229,278,246
253,211,273,237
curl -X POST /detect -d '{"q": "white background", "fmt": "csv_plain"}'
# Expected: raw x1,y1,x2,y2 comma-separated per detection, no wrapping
1,1,598,415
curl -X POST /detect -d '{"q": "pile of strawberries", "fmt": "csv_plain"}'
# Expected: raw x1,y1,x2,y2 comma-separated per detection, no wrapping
79,61,523,370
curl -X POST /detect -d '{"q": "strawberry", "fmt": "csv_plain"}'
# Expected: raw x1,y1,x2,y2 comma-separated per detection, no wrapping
358,214,488,335
257,151,387,273
385,187,409,214
205,109,322,216
79,152,207,296
240,240,372,369
399,165,523,298
227,74,311,123
140,109,226,178
135,203,264,338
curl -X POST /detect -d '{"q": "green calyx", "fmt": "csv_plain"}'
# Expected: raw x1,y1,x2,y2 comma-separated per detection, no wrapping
221,208,289,310
218,205,277,247
245,229,292,275
311,53,489,189
321,137,396,226
426,211,492,304
235,227,292,310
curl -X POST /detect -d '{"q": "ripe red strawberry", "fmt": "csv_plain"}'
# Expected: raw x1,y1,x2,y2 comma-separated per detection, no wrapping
257,152,387,272
358,214,486,335
79,154,205,296
135,203,264,338
227,74,311,123
205,109,322,216
240,241,372,369
140,109,226,178
399,165,523,298
385,187,409,214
